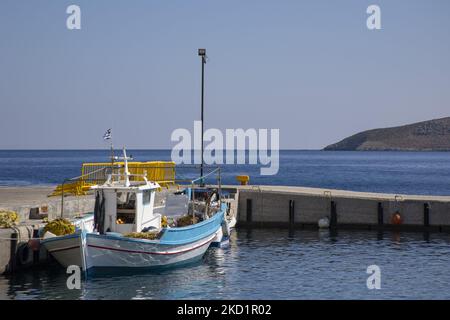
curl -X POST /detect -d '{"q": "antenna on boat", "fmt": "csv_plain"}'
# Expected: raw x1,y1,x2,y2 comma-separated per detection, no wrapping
122,148,130,187
113,147,133,187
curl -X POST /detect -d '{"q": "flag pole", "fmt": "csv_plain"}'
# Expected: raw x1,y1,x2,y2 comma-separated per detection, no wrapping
103,129,114,176
110,141,114,174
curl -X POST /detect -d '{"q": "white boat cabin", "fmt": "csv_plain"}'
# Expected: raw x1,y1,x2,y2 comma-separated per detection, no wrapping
91,148,161,234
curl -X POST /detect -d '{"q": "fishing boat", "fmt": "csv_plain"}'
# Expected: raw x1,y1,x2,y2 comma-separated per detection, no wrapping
41,148,227,273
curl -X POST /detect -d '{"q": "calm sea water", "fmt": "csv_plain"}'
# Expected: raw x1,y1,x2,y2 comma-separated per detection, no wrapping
1,150,450,195
2,229,450,300
2,150,450,299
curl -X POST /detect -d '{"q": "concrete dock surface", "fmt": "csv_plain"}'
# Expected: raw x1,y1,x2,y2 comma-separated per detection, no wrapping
0,186,55,207
225,185,450,202
0,186,95,221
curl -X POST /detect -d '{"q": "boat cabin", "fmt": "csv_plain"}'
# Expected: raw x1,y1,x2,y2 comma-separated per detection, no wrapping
91,148,161,234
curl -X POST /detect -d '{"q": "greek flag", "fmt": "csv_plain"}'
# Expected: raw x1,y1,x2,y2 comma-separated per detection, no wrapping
103,128,112,140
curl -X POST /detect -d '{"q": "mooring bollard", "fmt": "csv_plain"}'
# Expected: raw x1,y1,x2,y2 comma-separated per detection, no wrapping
424,203,430,227
246,199,252,223
377,202,384,226
289,200,295,225
330,201,337,228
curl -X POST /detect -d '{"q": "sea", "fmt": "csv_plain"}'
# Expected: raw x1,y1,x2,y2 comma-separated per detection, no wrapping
1,149,450,195
1,150,450,299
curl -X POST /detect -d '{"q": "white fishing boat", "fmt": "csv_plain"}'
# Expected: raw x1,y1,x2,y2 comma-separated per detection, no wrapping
41,148,227,274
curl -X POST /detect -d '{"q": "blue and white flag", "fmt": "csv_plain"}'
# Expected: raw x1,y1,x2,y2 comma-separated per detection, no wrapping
103,128,112,140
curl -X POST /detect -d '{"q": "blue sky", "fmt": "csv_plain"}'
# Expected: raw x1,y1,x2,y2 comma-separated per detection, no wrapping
0,0,449,149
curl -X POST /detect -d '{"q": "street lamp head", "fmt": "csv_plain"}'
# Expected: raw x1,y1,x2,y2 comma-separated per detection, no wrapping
198,48,206,56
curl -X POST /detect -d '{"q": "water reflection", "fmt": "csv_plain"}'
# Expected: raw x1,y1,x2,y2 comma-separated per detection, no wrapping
3,228,450,299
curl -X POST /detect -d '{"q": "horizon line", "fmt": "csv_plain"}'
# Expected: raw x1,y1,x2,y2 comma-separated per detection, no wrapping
0,148,322,151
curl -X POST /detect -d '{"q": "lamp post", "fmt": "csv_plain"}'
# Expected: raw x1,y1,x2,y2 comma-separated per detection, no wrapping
198,48,206,181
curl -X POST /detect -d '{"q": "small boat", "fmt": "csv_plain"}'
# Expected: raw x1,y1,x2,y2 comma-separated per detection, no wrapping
42,148,227,273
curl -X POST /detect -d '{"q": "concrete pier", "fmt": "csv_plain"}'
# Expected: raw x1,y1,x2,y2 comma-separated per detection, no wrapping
233,185,450,231
0,187,95,274
0,186,95,221
0,223,50,274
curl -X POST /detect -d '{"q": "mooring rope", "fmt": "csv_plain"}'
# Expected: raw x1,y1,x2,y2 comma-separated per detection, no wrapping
0,236,43,241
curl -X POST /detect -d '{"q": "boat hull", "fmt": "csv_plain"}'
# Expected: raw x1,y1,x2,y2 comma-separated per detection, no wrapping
211,212,236,248
42,233,82,268
41,214,94,268
42,232,215,271
42,208,225,272
84,233,215,270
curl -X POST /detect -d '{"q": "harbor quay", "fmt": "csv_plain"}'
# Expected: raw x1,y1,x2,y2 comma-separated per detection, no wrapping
234,185,450,231
0,187,95,221
1,185,450,274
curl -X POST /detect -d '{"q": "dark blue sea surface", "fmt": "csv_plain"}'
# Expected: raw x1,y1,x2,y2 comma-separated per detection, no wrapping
1,150,450,195
3,229,450,299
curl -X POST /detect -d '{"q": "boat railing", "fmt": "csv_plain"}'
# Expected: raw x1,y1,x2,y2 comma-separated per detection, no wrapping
111,163,222,187
106,171,149,185
190,167,220,185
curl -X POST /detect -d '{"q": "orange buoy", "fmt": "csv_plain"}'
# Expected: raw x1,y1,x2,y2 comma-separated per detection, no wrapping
236,175,250,185
391,211,402,225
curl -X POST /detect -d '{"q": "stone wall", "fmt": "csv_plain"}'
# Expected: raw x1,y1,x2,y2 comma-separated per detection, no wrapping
237,187,450,230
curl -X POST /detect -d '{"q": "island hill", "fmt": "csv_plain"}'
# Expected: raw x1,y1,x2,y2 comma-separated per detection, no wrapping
324,117,450,151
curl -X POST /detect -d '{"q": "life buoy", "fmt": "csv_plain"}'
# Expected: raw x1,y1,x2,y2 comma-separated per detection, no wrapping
391,211,402,225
